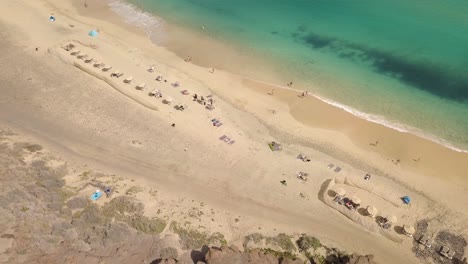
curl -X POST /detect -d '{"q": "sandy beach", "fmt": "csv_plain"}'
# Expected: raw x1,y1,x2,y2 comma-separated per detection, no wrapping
0,0,467,263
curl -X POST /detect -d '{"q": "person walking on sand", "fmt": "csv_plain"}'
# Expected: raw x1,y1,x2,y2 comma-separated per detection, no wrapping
270,89,275,96
210,67,215,73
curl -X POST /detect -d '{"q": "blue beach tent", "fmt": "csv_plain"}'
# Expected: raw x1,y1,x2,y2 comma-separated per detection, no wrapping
88,29,99,37
49,15,56,22
402,196,411,204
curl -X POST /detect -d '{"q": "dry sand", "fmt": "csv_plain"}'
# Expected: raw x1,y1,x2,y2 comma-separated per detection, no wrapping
0,0,467,263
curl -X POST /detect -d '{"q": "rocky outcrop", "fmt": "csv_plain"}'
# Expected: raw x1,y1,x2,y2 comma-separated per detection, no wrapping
203,245,302,264
346,254,377,264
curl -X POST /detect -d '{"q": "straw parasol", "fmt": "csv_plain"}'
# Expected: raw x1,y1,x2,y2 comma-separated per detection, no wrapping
403,224,415,235
124,76,133,83
387,215,397,223
366,206,378,217
351,196,361,205
335,188,346,196
136,83,146,89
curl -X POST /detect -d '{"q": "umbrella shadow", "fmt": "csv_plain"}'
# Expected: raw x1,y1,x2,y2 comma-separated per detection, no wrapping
357,207,367,216
394,225,405,235
375,215,384,224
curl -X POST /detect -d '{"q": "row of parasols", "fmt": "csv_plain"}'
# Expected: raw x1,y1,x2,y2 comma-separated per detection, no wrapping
69,48,174,104
334,187,415,236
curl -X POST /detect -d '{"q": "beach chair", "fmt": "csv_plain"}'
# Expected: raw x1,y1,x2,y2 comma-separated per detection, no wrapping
219,135,227,141
77,54,88,59
63,43,75,51
70,50,80,56
102,66,112,72
228,140,235,145
215,122,223,127
334,167,342,173
327,164,334,169
84,58,94,63
149,89,160,96
110,71,121,77
440,246,455,259
181,90,190,95
333,196,344,203
268,142,282,151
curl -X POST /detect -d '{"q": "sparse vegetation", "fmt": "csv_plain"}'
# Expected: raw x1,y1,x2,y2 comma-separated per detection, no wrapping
23,144,43,152
128,216,166,234
260,248,297,261
266,233,296,252
170,222,226,249
125,186,143,196
297,234,321,252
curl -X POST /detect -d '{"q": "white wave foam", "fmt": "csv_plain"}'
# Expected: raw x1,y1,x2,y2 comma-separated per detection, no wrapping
251,79,468,153
104,2,468,154
312,94,468,154
108,0,166,44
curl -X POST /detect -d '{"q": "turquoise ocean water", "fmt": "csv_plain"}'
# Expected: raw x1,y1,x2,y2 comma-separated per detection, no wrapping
111,0,468,151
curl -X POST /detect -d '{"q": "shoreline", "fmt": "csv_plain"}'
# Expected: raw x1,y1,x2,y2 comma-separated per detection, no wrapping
108,0,468,155
1,0,467,263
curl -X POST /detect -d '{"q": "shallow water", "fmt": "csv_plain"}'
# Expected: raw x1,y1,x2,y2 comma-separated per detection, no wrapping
116,0,468,151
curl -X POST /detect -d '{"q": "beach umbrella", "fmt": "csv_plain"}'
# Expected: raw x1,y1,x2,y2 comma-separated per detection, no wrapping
136,83,146,89
335,188,346,196
387,215,397,223
366,206,378,217
165,96,173,102
403,224,415,235
124,76,133,83
351,196,361,205
88,29,99,37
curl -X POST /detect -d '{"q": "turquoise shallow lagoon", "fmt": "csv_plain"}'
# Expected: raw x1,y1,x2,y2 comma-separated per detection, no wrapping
116,0,468,151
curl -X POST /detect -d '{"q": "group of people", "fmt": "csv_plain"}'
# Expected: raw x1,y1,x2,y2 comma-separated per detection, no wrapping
193,94,214,106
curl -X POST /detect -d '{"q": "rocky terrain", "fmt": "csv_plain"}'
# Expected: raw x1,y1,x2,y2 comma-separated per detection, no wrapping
0,128,376,264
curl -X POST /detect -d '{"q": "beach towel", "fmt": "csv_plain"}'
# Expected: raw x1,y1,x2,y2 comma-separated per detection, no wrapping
91,191,103,201
88,30,99,37
228,140,235,145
